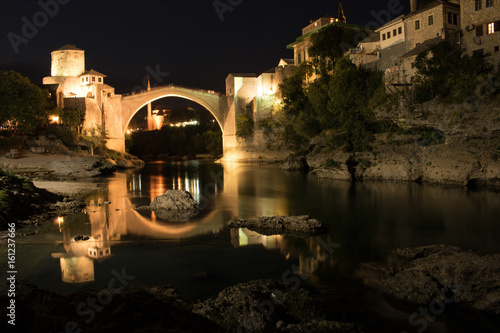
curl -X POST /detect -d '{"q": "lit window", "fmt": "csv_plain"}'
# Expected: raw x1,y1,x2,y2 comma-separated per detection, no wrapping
486,0,493,7
429,15,434,26
476,0,482,10
86,77,89,82
415,20,420,30
488,22,495,34
382,33,386,40
74,54,78,59
398,27,402,34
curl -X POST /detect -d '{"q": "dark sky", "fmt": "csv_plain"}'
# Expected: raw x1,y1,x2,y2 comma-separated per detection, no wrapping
0,0,411,94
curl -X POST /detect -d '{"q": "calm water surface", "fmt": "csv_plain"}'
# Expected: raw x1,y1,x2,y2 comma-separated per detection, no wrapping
9,161,500,310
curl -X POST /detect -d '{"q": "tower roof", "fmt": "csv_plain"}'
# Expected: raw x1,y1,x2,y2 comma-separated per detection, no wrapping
55,44,84,51
79,69,107,77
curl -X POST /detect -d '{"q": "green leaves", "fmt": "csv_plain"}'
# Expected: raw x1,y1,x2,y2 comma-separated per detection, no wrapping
0,70,49,134
414,41,493,102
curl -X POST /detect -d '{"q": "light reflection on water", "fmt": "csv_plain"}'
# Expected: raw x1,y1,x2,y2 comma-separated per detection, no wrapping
10,161,500,298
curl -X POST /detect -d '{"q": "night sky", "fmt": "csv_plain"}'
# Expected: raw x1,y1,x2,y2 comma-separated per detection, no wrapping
0,0,411,94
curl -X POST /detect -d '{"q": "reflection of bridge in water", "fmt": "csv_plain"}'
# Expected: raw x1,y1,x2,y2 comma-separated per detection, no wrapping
52,164,334,283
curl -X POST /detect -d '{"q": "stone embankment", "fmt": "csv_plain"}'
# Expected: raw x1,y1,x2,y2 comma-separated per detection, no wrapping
282,99,500,187
227,215,326,235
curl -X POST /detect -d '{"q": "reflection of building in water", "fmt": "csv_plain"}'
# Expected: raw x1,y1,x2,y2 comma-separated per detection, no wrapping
230,227,337,283
230,228,283,249
51,216,113,284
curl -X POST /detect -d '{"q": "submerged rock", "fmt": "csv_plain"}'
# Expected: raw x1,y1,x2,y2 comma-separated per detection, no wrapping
192,279,359,333
227,215,326,235
279,155,309,172
378,244,500,315
149,190,199,221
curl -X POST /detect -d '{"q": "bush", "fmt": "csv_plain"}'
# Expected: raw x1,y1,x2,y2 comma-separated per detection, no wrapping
236,113,254,138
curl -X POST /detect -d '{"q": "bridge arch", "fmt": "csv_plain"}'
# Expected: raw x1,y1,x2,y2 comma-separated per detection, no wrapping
120,86,226,138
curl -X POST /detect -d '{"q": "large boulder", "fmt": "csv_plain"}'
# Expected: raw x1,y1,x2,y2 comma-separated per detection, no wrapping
379,244,500,315
192,279,360,333
227,215,326,235
150,190,199,221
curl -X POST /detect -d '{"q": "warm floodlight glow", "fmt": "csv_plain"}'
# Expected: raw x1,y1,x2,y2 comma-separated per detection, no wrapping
50,115,60,124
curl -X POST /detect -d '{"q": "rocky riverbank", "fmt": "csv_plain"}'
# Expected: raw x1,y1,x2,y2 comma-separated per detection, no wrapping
2,244,499,332
0,151,144,181
278,98,500,187
0,168,87,231
356,244,500,316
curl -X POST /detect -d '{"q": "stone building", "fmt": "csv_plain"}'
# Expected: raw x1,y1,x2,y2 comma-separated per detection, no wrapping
372,0,462,96
349,33,381,70
225,59,295,124
376,15,406,72
461,0,500,70
399,0,461,83
43,45,122,140
286,13,370,82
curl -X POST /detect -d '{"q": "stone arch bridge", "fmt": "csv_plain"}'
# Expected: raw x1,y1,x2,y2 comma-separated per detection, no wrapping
103,85,238,155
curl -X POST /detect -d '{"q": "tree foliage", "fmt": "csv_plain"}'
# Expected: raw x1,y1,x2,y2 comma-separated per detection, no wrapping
0,70,49,134
59,107,86,130
308,25,367,75
236,113,254,138
414,40,493,102
278,58,381,152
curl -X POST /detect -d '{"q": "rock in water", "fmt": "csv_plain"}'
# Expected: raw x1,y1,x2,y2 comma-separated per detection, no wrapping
150,190,199,221
379,244,500,315
279,155,309,172
227,215,326,235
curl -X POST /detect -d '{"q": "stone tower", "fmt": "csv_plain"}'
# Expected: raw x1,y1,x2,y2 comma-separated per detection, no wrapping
51,44,85,77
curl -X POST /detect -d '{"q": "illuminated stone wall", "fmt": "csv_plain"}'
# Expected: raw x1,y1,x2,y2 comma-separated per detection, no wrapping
51,46,85,77
404,2,460,50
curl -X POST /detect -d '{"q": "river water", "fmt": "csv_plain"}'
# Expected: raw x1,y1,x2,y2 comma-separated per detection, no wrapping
10,161,500,328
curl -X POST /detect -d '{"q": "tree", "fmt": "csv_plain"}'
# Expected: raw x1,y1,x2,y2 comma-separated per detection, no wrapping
328,58,365,127
308,25,365,75
414,40,493,102
61,107,86,131
0,70,49,134
279,63,309,117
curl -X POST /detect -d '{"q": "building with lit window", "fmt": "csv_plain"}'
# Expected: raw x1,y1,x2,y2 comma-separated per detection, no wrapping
461,0,500,69
43,45,122,137
286,12,371,82
399,0,461,84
